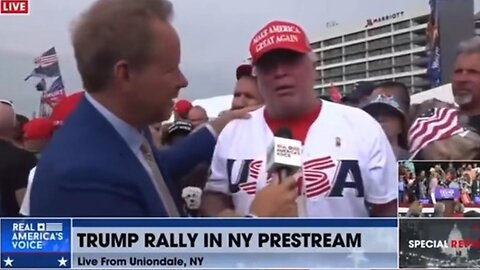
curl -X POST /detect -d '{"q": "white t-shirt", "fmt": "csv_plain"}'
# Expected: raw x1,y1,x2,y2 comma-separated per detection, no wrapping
205,101,397,217
19,166,36,216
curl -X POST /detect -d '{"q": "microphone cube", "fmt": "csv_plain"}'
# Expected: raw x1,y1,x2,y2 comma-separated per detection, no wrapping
266,137,303,173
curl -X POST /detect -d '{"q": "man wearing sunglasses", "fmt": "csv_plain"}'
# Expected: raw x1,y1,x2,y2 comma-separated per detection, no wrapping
202,20,398,218
0,100,37,216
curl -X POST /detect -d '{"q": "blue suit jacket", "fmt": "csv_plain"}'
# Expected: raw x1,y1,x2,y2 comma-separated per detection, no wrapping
30,97,216,217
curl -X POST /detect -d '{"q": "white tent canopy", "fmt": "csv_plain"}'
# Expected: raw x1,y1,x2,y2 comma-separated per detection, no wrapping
193,95,233,118
410,83,455,104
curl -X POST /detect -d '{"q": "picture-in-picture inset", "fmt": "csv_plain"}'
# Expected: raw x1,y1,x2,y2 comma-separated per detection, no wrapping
398,160,480,217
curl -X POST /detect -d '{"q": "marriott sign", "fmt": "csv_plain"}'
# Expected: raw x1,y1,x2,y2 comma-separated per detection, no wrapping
365,11,405,28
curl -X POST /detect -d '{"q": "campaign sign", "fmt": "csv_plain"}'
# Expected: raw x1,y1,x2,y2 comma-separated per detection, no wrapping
434,187,460,200
1,219,71,268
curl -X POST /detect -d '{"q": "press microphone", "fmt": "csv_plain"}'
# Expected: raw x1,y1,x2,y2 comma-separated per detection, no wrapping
266,128,302,182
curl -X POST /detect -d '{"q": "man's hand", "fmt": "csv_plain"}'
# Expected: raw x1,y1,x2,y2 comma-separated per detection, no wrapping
209,105,262,134
249,173,298,217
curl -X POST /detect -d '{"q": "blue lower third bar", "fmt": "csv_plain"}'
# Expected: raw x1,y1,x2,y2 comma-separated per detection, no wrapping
1,253,71,268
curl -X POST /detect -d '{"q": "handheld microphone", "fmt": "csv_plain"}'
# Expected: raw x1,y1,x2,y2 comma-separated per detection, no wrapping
266,128,302,182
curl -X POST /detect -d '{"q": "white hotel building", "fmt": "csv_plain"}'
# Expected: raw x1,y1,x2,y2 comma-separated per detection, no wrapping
312,6,433,96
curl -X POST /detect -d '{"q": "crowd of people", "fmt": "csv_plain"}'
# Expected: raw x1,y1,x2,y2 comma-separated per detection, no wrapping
0,0,479,218
400,162,480,217
399,162,480,204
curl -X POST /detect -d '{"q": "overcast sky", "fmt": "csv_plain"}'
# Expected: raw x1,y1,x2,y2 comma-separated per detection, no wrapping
0,0,478,115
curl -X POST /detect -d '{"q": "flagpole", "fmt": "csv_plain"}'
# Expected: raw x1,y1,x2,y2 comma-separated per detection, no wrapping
53,47,67,91
38,94,44,117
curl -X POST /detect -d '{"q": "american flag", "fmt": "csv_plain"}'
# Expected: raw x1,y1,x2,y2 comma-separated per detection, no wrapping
408,107,464,154
34,47,58,68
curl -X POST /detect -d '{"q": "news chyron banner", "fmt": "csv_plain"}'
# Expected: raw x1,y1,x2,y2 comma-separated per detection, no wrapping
400,218,480,268
1,218,398,269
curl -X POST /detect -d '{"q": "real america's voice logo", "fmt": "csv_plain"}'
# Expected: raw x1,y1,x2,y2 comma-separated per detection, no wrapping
12,222,64,250
2,219,71,268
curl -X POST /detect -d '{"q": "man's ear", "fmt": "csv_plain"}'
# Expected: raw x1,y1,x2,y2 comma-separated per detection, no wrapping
113,60,132,93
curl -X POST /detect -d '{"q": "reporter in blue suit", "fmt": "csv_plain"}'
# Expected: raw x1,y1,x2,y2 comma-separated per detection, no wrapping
29,0,250,217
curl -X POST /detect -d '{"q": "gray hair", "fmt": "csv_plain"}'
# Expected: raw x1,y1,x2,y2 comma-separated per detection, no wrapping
457,36,480,55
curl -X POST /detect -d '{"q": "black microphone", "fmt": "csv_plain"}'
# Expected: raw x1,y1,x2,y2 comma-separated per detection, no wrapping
266,128,302,183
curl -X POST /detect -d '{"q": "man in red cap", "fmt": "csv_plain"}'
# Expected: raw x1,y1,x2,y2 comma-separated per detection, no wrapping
173,99,192,120
22,118,55,156
231,60,263,110
202,20,397,218
19,118,55,216
217,61,263,117
20,93,83,216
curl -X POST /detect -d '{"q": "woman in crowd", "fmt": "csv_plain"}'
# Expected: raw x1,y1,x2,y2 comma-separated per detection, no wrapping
362,82,410,160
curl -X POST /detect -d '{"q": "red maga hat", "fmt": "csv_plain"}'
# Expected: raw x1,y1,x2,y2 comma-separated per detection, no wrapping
174,99,193,118
249,20,311,64
23,118,55,141
236,60,253,80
